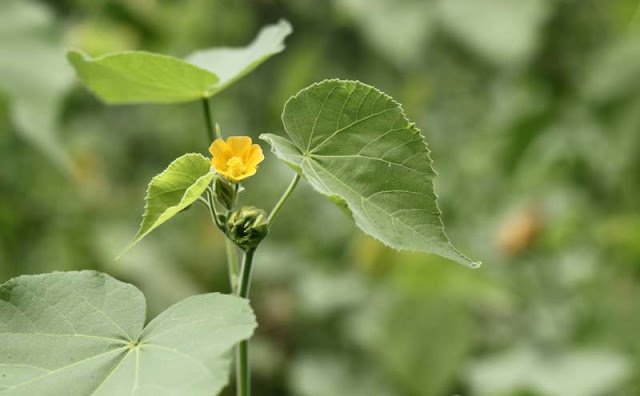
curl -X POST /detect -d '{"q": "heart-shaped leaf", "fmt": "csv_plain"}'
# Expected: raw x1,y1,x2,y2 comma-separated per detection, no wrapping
67,19,292,104
118,153,214,258
261,80,479,268
0,271,256,396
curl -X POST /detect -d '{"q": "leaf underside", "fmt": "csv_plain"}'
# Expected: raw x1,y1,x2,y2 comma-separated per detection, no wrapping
67,19,292,104
118,153,215,259
0,271,256,396
262,79,479,268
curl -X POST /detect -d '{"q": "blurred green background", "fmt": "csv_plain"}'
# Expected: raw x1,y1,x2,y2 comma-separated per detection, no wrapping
1,0,640,395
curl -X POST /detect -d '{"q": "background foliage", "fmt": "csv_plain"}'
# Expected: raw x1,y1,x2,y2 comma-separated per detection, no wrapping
1,0,639,395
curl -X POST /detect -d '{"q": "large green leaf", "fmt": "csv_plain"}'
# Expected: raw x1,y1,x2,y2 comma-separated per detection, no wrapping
261,80,479,267
118,153,215,258
67,19,292,104
0,271,256,396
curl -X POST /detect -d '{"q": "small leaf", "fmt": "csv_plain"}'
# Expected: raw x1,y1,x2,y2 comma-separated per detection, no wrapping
262,79,479,268
118,153,214,258
67,19,292,104
0,271,256,396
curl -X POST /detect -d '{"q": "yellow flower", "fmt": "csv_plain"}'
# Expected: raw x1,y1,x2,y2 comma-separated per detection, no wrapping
209,136,265,183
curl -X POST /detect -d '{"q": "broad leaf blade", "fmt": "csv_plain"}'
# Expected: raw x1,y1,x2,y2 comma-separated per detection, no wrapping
186,19,292,96
0,271,256,396
118,153,215,258
262,79,479,268
67,50,220,104
67,19,292,105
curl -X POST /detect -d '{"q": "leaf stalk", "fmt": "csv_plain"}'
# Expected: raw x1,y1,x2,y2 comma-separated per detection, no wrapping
267,173,300,226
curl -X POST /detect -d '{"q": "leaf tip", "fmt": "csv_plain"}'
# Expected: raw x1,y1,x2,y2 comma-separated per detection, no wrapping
65,48,86,67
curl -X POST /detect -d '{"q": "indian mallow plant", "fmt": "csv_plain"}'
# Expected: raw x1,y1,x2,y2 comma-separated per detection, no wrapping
0,19,480,396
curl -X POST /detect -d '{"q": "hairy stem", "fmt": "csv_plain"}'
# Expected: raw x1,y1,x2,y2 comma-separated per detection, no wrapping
267,173,300,226
236,248,256,396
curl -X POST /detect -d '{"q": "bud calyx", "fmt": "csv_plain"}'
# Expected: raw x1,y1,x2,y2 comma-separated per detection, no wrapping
226,206,269,249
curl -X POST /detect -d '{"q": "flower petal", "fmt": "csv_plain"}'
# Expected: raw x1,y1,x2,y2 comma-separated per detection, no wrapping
212,157,227,172
234,167,257,182
209,139,229,159
227,136,253,157
218,169,241,183
245,144,265,168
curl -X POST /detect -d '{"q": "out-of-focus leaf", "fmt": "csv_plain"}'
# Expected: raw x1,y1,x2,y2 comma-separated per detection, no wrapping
290,355,396,396
582,36,640,103
0,0,74,172
262,79,479,267
0,0,49,33
348,293,471,396
0,271,256,396
334,0,436,66
68,20,292,104
295,270,369,316
438,0,550,67
118,153,215,258
467,346,631,396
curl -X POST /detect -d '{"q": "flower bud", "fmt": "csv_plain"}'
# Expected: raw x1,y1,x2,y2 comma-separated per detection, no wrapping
214,177,235,210
226,206,269,249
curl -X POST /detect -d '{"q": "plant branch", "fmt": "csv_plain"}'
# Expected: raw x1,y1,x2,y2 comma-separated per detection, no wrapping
267,173,300,226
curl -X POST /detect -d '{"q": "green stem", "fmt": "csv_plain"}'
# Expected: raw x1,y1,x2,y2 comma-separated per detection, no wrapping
237,248,256,298
267,173,300,226
202,98,215,143
236,248,256,396
226,239,240,292
236,340,249,396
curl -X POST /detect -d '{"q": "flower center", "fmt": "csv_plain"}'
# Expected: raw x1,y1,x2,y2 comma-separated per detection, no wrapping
226,156,246,177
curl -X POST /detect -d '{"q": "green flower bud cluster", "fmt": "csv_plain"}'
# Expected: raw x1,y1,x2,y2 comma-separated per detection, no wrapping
226,206,269,249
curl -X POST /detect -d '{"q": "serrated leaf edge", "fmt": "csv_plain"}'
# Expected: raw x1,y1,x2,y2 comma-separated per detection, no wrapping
116,153,214,260
267,79,481,268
